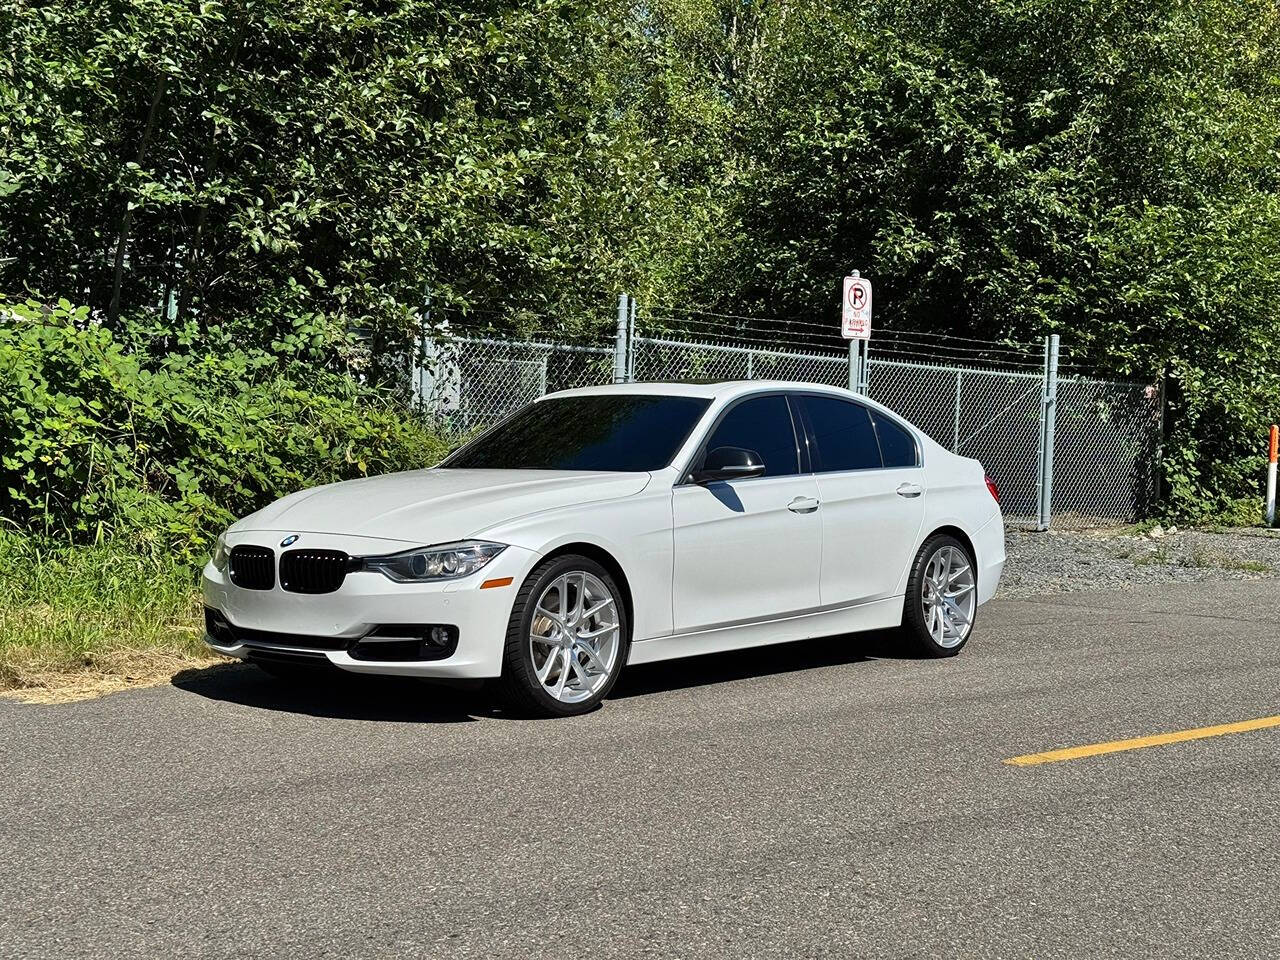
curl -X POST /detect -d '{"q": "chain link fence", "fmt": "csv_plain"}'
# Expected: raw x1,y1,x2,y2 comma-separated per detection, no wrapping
1051,376,1161,523
861,359,1160,525
631,336,848,387
412,334,613,440
414,312,1161,527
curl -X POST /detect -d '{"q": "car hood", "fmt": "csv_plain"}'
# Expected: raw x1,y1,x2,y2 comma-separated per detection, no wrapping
230,468,652,545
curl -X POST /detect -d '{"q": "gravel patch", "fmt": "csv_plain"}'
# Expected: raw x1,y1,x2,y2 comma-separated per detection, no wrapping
1000,524,1280,597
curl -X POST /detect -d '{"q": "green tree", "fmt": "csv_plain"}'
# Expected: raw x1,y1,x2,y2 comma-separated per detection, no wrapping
679,0,1280,516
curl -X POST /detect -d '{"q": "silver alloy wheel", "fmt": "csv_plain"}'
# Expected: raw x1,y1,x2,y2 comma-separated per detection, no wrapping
920,544,976,649
528,571,621,704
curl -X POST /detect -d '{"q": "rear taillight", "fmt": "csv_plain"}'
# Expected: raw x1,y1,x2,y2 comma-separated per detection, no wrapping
984,473,1000,504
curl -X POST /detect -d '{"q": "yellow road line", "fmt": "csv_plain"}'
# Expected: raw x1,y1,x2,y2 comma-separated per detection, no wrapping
1005,715,1280,766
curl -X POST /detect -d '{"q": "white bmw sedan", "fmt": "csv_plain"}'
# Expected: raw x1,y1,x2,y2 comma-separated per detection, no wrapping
203,381,1004,716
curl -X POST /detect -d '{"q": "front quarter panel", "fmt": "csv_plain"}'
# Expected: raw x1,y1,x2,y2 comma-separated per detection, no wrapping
473,482,676,642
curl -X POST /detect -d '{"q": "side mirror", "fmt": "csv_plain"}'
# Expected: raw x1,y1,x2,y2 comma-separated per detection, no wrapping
692,446,766,484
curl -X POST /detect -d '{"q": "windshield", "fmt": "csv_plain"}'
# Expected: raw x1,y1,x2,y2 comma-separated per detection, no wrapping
441,394,711,471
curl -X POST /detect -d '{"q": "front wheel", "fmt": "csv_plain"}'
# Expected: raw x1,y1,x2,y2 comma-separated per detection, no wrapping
900,534,978,657
495,555,629,717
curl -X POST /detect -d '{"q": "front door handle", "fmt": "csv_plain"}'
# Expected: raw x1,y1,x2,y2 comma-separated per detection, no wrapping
787,496,821,514
896,482,923,499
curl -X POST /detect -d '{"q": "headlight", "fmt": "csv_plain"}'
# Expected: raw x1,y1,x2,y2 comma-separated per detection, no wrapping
360,541,506,583
211,533,229,571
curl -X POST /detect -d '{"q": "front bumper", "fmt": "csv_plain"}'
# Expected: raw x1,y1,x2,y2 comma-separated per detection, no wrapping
202,540,540,679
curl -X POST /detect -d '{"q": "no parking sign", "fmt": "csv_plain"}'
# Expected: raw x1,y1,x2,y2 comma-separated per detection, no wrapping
842,273,873,339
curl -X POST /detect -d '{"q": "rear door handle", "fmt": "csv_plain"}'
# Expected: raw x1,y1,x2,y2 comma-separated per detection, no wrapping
787,496,821,514
896,482,923,499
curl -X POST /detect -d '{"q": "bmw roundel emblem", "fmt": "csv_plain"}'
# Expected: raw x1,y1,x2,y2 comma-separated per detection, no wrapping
280,535,299,547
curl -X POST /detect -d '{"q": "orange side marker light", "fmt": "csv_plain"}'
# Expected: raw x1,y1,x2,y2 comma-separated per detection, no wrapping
480,577,514,589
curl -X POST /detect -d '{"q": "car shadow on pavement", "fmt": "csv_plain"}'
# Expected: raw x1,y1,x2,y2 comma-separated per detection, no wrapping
609,628,923,700
172,631,924,719
171,661,492,723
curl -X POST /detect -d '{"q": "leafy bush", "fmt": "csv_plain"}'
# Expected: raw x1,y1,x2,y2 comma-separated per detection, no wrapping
1199,497,1265,530
0,297,449,558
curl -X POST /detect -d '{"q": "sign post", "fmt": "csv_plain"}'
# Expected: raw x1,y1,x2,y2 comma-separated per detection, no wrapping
842,271,873,393
1266,425,1278,528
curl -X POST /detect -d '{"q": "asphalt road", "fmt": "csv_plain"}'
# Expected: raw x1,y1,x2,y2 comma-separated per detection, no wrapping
3,579,1279,959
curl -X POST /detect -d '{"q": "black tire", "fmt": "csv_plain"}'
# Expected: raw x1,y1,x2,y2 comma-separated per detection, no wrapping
495,554,630,718
900,533,977,658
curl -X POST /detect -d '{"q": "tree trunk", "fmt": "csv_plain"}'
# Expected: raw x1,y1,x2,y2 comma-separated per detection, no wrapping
108,73,168,325
176,22,249,331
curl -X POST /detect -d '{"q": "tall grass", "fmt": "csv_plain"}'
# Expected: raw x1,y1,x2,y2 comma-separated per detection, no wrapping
0,529,209,689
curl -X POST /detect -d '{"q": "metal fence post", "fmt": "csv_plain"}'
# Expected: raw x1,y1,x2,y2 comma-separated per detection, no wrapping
413,293,435,411
411,295,426,408
613,293,629,383
1036,334,1060,531
1154,375,1167,516
952,371,962,452
627,296,637,382
1034,338,1047,522
848,339,869,394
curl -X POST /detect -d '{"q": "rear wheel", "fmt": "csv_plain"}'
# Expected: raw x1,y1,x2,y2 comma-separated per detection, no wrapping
496,555,629,717
900,534,977,657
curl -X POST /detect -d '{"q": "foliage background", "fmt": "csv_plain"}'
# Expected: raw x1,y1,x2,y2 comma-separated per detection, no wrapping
2,0,1279,539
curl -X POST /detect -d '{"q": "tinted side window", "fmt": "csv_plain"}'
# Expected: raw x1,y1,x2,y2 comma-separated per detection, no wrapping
871,411,919,468
702,395,799,477
798,395,881,472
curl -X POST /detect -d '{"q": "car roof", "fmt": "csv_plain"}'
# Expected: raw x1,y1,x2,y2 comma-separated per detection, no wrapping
542,380,870,403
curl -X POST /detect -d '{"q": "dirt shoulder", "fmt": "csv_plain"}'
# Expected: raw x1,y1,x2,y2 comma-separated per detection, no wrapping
1000,523,1280,597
